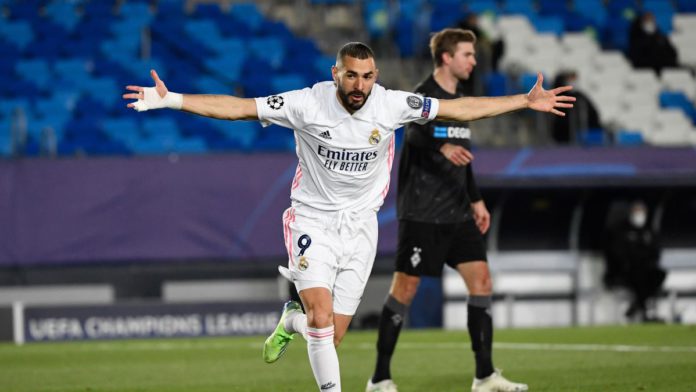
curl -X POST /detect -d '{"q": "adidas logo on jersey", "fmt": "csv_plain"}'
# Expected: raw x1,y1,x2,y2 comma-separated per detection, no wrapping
319,130,332,139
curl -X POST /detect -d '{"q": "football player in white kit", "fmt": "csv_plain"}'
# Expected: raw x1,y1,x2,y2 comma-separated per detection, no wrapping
123,42,575,392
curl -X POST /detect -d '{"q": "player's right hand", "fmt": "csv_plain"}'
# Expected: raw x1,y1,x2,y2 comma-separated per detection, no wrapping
123,69,180,112
440,143,473,166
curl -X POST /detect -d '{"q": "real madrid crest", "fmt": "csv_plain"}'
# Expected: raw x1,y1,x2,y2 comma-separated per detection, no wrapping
299,256,309,271
369,129,381,145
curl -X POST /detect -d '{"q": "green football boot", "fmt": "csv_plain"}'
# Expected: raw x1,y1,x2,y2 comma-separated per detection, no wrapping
263,300,303,363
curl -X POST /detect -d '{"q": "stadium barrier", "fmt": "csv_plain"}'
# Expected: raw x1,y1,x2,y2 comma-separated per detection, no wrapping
7,300,283,345
443,251,578,329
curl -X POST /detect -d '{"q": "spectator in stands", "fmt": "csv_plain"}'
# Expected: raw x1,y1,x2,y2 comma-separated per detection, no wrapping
457,12,504,73
366,29,527,392
603,200,666,323
551,70,600,144
628,12,678,75
123,42,574,392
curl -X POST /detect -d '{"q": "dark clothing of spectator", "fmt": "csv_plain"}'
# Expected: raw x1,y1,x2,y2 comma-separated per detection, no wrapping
603,202,666,321
628,14,678,75
551,73,601,144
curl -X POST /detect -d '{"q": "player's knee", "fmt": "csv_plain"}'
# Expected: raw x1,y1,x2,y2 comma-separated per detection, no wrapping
391,275,420,304
306,309,333,329
470,275,492,295
333,330,345,347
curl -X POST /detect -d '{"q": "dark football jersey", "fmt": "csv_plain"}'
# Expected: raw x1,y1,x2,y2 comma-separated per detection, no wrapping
397,75,482,223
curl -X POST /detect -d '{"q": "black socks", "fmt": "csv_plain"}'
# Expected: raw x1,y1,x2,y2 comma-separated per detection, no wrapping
468,295,495,379
371,295,408,383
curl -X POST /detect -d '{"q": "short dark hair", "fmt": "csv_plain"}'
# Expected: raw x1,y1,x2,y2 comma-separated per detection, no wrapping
430,28,477,67
336,42,375,66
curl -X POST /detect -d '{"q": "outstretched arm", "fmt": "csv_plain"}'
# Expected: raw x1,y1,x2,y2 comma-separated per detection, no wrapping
436,72,575,122
122,69,258,121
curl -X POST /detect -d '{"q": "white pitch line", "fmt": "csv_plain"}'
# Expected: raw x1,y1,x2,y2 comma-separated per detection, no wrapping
349,342,696,353
11,340,696,354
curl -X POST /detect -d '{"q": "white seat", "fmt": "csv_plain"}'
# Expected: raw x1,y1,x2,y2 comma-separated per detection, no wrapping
585,88,623,125
670,33,696,67
592,51,633,74
614,107,655,135
497,15,535,38
525,54,561,80
620,91,659,110
660,68,696,100
624,69,662,95
673,14,696,34
561,32,600,55
644,109,694,146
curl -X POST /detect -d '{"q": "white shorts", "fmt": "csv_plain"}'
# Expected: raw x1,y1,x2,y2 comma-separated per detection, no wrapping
282,204,378,316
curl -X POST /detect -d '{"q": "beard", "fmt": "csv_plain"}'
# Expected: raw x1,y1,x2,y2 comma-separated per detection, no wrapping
337,86,369,112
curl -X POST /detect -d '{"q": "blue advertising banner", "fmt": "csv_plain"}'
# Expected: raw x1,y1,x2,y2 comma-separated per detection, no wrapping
18,301,283,343
1,147,695,266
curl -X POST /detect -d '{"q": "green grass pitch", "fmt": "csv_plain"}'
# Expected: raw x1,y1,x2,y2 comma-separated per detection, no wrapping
1,324,695,391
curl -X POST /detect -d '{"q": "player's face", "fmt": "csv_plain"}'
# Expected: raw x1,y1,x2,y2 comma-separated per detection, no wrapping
448,42,477,81
332,56,378,113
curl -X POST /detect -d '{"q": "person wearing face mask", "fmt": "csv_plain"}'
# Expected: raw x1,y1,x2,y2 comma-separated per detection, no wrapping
603,200,666,322
627,12,678,75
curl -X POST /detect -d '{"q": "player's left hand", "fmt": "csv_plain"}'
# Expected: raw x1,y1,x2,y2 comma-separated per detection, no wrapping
440,143,474,166
527,72,576,116
471,200,490,234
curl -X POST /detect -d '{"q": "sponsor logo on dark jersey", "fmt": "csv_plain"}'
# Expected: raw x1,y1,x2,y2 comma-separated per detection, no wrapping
433,126,471,139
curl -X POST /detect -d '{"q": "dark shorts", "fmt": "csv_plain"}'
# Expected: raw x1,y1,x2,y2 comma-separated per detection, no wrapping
395,219,487,277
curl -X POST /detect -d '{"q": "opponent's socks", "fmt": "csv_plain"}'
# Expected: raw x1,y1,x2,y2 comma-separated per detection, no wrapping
284,310,308,340
372,295,408,383
307,326,341,391
468,295,495,379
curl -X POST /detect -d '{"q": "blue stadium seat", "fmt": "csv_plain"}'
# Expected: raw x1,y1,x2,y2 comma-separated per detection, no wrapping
578,128,606,146
0,20,34,49
573,0,608,29
118,2,153,27
502,0,536,19
173,137,208,154
532,15,565,36
142,118,182,145
615,130,644,146
467,0,499,15
215,121,259,150
485,72,508,96
15,59,52,90
538,0,568,17
676,0,696,12
248,37,286,70
607,0,638,16
194,76,233,95
230,3,265,33
364,0,390,39
0,99,30,121
659,91,696,124
271,74,307,94
519,72,545,93
204,53,246,84
254,125,295,151
45,2,81,31
0,122,11,156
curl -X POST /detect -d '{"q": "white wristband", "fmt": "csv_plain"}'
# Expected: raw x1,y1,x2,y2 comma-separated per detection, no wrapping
132,88,183,112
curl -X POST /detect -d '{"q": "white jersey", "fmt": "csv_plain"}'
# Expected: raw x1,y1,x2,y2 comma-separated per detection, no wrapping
255,81,439,212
